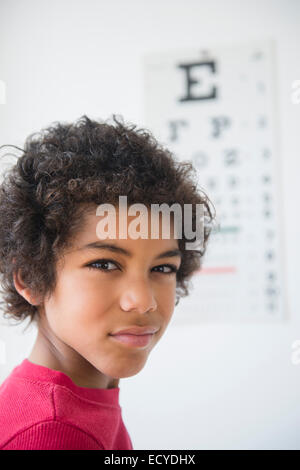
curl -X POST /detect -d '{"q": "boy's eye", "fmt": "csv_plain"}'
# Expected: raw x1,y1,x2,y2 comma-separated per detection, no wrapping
86,259,178,275
152,264,178,274
87,259,119,271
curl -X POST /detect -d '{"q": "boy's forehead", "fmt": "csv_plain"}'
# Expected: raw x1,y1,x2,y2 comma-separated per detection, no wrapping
72,205,178,250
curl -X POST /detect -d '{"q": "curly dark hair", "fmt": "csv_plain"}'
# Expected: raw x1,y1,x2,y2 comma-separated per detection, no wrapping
0,114,216,329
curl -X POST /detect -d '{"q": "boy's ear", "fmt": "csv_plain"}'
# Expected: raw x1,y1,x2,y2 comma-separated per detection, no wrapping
13,269,39,306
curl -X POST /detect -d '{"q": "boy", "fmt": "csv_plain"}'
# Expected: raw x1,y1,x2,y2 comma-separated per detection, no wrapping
0,115,214,450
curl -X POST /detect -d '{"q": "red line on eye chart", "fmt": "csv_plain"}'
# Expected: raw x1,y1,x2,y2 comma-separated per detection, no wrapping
196,266,237,274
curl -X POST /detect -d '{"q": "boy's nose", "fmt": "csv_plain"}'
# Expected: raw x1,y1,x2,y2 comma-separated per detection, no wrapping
119,278,157,314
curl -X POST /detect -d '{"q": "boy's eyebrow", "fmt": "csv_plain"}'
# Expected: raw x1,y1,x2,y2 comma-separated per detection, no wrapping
78,241,182,259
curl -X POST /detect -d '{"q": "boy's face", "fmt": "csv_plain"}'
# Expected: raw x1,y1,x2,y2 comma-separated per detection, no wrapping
34,205,182,382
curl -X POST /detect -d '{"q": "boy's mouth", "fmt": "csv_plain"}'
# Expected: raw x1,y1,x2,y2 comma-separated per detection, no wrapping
110,325,159,335
109,325,159,348
109,332,155,348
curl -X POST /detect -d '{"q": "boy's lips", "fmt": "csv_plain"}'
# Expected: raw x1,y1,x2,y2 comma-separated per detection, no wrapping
110,325,159,336
109,325,159,348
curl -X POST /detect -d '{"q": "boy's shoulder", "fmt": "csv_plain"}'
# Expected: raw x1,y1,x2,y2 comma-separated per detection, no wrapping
0,364,104,449
0,365,56,448
0,359,132,450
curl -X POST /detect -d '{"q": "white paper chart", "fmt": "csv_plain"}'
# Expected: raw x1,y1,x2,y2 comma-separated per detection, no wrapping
143,40,288,323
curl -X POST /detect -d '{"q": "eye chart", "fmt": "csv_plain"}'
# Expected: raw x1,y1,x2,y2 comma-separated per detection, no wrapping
143,40,288,323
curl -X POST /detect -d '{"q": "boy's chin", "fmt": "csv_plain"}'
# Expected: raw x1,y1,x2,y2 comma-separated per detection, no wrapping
100,360,149,380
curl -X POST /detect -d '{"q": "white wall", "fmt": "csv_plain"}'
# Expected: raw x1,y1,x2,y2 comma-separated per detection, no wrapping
0,0,299,449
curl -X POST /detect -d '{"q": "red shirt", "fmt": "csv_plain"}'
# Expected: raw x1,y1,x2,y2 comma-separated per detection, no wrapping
0,358,133,450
